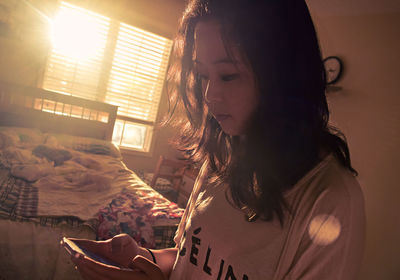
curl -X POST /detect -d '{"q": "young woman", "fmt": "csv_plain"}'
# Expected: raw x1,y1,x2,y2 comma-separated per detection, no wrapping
70,0,366,279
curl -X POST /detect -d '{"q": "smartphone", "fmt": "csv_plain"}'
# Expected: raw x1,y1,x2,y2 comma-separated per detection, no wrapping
61,237,131,270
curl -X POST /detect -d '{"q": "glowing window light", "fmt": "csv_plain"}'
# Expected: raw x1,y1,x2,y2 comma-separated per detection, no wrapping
50,2,110,60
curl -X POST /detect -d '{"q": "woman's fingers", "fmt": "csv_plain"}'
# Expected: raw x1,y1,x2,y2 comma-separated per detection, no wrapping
130,256,167,280
109,234,139,267
68,238,111,256
73,253,147,280
65,234,139,268
66,238,162,280
111,233,138,254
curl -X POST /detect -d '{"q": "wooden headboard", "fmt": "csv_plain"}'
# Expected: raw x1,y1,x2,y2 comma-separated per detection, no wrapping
0,82,118,141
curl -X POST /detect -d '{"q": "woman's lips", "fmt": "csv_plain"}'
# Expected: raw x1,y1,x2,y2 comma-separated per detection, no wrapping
214,114,231,122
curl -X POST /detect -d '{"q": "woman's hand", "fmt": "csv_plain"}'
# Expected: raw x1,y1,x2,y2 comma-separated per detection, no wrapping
68,233,139,268
73,253,166,280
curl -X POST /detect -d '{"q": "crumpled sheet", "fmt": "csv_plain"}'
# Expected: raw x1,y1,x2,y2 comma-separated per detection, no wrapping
0,145,126,220
34,152,127,220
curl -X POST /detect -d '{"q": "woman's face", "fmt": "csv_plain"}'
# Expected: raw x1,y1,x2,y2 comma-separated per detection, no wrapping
194,20,259,136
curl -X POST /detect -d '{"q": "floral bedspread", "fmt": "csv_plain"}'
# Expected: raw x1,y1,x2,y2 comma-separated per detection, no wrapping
97,184,184,248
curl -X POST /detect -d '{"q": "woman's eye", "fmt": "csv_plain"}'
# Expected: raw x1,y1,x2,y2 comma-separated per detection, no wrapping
221,73,240,81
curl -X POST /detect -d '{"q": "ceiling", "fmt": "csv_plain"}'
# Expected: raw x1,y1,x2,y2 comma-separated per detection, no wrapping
306,0,400,17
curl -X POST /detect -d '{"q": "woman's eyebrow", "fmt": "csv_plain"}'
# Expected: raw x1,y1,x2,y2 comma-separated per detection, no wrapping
193,58,238,65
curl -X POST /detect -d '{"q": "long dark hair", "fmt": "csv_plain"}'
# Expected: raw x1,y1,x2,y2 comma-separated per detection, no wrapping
166,0,357,224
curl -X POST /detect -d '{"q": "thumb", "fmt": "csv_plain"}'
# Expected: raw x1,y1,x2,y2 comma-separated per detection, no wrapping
130,256,166,280
111,234,136,254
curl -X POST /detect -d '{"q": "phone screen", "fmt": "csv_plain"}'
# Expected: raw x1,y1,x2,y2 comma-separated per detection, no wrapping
62,237,124,268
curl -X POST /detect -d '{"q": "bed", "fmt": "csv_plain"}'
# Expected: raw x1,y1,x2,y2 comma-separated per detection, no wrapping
0,82,184,280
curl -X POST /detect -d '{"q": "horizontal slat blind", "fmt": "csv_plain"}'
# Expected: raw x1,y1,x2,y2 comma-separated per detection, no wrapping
42,2,110,101
105,23,173,122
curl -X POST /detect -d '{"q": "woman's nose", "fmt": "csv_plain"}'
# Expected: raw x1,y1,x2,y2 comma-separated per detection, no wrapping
204,80,223,104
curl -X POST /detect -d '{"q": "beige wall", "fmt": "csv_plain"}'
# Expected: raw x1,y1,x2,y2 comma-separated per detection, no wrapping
312,12,400,280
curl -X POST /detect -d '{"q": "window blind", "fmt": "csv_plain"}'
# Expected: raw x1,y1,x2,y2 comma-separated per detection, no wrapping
106,23,172,123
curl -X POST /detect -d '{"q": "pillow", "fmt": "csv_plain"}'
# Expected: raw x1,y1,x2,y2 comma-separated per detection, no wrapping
45,133,122,158
0,127,45,149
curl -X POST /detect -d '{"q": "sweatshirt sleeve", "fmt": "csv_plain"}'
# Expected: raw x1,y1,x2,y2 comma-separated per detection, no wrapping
283,177,366,280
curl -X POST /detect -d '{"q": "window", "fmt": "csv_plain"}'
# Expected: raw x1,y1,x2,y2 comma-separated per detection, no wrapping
42,1,172,152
